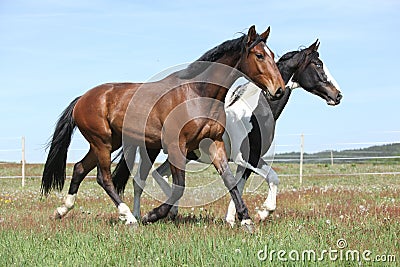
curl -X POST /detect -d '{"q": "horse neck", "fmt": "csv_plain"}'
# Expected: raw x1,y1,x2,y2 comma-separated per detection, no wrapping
267,87,292,120
196,54,242,102
267,53,303,120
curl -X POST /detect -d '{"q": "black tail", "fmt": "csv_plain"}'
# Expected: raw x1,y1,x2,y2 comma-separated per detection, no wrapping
111,150,132,195
41,97,80,196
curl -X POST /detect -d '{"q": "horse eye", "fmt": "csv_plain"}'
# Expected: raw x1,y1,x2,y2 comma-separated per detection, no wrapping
256,54,264,60
315,63,322,68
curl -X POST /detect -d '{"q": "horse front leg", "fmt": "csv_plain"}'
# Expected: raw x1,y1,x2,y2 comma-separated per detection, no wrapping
132,148,160,220
151,151,199,218
210,140,254,233
225,166,252,227
152,159,181,219
133,150,153,220
142,147,186,224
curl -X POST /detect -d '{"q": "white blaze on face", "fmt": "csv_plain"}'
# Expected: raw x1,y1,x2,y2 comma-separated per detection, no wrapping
323,63,341,92
263,45,273,59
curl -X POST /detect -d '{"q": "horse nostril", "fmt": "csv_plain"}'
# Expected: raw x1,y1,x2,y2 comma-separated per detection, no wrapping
337,92,343,101
275,87,283,97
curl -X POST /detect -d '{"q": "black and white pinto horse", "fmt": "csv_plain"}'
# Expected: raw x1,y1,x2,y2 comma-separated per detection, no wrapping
112,40,342,225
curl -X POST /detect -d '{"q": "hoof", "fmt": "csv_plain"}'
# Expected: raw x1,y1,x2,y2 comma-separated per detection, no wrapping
225,217,236,228
257,209,274,222
133,214,141,222
119,213,138,225
226,221,235,228
50,210,62,220
241,219,255,234
142,211,160,224
126,220,139,228
141,213,151,225
166,211,177,221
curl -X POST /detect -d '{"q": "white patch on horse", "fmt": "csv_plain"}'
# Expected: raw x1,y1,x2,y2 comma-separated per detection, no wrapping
286,74,300,90
224,83,261,161
257,182,278,221
323,63,341,92
56,193,76,217
263,182,277,211
264,45,273,58
226,202,236,227
118,203,138,225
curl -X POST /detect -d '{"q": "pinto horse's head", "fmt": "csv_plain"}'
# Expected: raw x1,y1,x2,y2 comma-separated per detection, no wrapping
292,40,342,106
239,26,285,101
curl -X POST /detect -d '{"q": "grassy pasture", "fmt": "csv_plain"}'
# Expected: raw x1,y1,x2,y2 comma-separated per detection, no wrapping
0,162,399,266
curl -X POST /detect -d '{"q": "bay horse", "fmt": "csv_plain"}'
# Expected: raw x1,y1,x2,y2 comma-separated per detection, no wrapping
112,40,342,225
41,25,285,231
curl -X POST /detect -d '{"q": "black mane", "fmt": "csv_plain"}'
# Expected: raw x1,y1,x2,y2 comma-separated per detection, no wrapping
277,47,319,66
197,35,246,62
276,51,299,64
177,35,246,79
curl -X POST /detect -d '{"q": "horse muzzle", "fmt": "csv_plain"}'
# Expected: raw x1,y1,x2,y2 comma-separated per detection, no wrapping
327,91,342,106
267,86,284,101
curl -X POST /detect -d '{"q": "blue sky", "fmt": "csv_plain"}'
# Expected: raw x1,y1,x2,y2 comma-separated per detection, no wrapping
0,0,399,163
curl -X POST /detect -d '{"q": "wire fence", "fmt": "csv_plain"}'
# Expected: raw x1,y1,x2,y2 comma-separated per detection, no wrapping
1,132,399,186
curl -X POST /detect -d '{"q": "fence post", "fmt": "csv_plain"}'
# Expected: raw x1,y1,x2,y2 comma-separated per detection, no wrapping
331,150,334,165
21,136,26,187
299,133,304,185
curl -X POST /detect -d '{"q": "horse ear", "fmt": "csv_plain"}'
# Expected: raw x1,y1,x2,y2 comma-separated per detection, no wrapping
260,26,271,43
315,39,320,51
308,39,320,52
247,25,257,47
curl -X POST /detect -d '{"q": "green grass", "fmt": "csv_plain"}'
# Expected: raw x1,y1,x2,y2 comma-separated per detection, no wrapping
0,163,399,266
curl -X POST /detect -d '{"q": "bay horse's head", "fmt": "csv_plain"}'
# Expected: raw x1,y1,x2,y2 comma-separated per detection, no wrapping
291,40,342,106
240,26,285,100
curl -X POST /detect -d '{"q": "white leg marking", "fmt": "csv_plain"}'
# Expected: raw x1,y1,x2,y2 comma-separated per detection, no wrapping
56,194,76,217
241,219,253,226
241,218,255,233
257,210,272,221
225,200,236,227
64,194,76,208
118,203,138,225
257,183,278,222
263,182,277,211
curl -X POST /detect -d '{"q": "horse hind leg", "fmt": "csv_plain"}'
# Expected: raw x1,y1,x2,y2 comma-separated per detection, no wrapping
52,149,97,220
255,159,279,222
257,180,278,221
94,146,138,226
